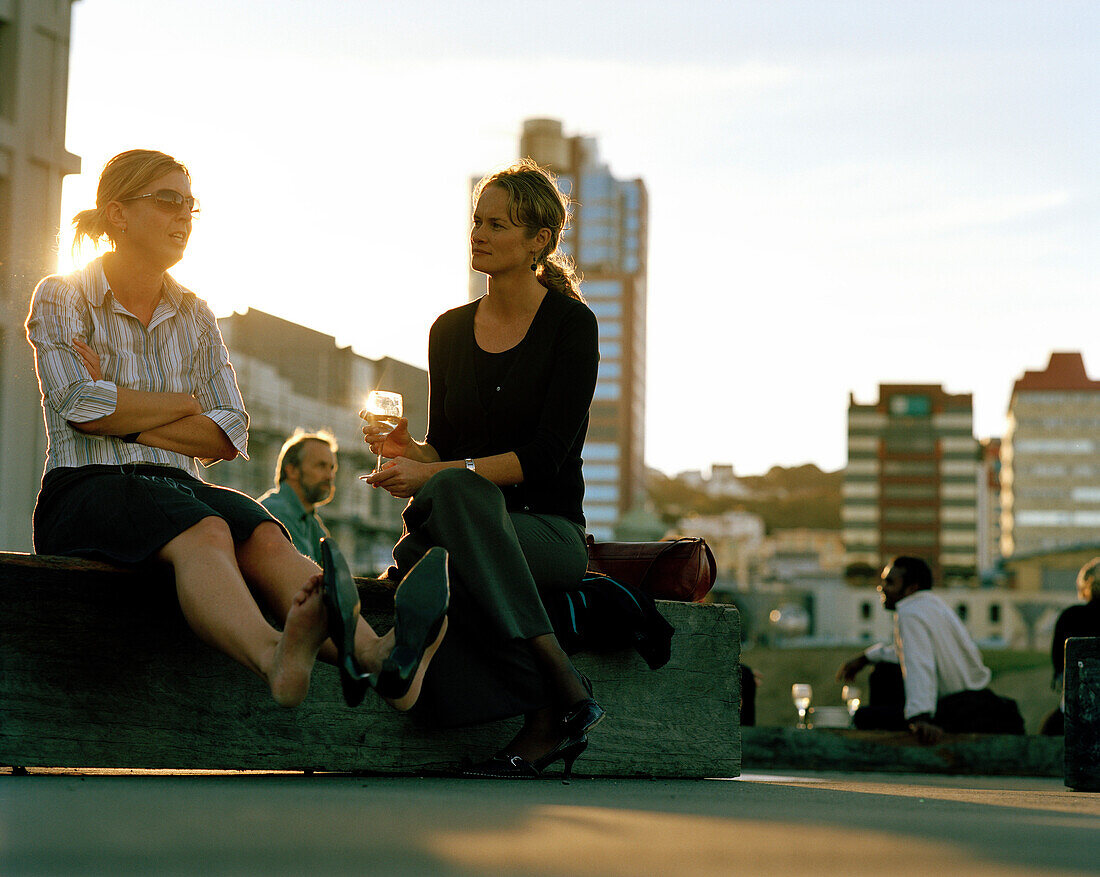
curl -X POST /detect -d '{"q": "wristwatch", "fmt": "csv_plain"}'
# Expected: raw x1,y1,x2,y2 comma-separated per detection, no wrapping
464,458,476,472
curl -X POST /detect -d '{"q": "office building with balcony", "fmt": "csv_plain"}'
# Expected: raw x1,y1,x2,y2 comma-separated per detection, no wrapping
210,308,427,575
0,1,81,549
471,118,647,539
844,385,979,584
1001,352,1100,558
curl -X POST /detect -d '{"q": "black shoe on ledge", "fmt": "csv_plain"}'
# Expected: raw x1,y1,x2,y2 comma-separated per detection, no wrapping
560,698,605,737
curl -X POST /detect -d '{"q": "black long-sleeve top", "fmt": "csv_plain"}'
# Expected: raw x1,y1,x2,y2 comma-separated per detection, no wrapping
426,290,599,525
1050,600,1100,683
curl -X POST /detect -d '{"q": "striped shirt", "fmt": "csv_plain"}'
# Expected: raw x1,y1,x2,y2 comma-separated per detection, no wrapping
25,257,249,478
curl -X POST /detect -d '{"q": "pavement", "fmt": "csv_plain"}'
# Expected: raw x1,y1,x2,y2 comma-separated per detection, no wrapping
2,768,1098,876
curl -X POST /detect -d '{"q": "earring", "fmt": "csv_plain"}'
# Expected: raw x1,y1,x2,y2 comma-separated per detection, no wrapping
530,254,538,272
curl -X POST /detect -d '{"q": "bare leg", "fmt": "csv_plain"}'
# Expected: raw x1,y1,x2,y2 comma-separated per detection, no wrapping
157,516,327,706
234,522,393,673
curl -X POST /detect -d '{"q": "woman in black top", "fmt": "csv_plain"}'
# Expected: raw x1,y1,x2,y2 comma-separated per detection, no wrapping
1041,557,1100,734
362,160,602,778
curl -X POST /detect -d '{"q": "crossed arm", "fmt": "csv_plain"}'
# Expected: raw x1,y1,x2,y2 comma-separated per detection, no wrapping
70,338,237,461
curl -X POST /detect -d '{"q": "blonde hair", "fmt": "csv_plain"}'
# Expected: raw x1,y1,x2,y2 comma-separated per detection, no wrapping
473,159,583,301
72,149,190,251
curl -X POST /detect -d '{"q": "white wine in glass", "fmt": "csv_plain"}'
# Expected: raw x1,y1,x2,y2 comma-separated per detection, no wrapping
842,684,862,720
364,390,403,473
791,683,813,728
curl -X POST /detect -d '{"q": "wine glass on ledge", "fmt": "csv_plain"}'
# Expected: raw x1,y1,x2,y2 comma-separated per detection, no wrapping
842,684,861,724
791,683,812,729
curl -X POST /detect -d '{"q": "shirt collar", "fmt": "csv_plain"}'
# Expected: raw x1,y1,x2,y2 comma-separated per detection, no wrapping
80,254,192,311
278,481,313,519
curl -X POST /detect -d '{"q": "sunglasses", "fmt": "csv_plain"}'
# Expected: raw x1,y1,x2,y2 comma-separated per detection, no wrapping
120,189,200,215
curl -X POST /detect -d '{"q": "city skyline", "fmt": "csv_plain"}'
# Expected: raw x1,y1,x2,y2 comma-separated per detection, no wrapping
51,1,1098,477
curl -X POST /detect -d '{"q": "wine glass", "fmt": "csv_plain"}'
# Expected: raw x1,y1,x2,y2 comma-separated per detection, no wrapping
791,683,812,728
842,684,862,721
364,390,403,473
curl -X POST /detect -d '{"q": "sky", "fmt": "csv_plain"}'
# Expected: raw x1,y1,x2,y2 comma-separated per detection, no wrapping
55,0,1099,478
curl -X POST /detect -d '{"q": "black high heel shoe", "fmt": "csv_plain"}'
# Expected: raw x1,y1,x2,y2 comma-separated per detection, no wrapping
561,698,604,736
536,734,589,781
560,673,605,737
320,537,373,707
375,547,450,707
461,735,589,781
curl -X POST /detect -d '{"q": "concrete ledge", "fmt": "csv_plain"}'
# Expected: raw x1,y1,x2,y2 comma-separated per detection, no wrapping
742,726,1063,777
0,552,741,778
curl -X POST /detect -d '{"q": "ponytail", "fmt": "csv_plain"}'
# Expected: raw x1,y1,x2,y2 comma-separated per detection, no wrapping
536,253,583,300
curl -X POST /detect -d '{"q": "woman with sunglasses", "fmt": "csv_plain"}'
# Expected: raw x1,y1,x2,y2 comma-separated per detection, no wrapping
26,149,449,712
361,160,603,779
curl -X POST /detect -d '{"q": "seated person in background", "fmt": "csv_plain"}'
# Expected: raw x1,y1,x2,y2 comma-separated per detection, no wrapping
740,663,760,727
836,556,1023,744
1040,556,1100,735
259,431,337,565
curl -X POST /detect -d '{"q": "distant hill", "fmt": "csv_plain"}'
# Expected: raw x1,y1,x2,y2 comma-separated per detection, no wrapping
647,463,842,532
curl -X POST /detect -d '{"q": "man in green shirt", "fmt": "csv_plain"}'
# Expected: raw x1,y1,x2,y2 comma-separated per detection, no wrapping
259,431,337,566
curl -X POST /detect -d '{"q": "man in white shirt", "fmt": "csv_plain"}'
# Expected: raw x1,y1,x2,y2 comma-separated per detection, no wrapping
837,557,1023,743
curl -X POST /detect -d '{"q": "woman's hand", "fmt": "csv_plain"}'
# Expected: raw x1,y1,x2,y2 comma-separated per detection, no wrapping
72,337,102,381
361,413,414,460
359,457,433,498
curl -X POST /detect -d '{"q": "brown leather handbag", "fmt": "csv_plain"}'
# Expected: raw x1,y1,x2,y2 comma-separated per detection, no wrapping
585,535,717,602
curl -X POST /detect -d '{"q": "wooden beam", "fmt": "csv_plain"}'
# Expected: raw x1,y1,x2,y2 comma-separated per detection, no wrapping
0,553,741,778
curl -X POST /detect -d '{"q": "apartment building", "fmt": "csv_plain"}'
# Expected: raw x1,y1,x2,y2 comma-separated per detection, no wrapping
844,384,979,583
1001,352,1100,557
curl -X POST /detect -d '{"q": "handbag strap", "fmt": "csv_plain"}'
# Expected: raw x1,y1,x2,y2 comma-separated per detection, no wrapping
586,536,690,588
587,536,716,592
636,538,692,589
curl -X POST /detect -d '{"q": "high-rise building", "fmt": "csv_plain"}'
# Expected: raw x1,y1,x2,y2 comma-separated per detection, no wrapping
844,385,979,584
211,309,428,574
977,437,1003,575
1001,352,1100,558
471,118,648,539
0,1,81,550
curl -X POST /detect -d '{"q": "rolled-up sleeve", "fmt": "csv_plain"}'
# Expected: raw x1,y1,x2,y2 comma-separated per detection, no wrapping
192,306,249,462
864,641,899,664
513,305,599,483
26,276,120,424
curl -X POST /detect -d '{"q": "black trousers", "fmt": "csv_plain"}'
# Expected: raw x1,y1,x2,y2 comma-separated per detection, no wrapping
393,469,588,728
853,662,908,731
854,661,1025,735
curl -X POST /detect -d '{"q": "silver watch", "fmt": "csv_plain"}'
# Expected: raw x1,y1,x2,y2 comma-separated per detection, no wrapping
464,458,476,472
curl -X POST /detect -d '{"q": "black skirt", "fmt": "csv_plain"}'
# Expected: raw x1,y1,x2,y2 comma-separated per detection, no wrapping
33,464,282,564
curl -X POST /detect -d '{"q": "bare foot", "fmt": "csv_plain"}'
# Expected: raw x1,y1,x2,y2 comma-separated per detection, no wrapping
269,573,328,707
386,616,448,712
